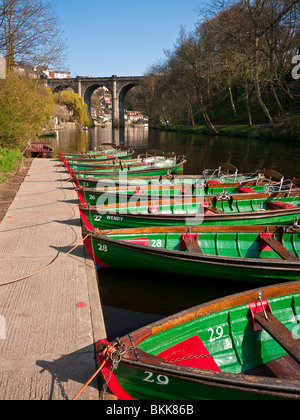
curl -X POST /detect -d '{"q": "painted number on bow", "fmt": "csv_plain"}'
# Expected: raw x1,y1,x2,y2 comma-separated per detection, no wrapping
97,244,107,252
208,326,224,342
143,371,169,385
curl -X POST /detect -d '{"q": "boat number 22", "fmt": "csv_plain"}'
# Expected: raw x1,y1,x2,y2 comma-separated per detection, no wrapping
208,326,224,342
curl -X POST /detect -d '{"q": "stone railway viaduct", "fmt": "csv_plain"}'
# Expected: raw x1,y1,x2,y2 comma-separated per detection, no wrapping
46,75,143,128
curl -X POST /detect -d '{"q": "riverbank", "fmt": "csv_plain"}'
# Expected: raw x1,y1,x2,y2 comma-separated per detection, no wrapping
156,118,300,141
0,158,33,222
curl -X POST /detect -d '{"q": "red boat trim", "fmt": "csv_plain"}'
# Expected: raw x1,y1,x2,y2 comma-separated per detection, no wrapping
267,201,298,210
258,233,276,251
76,189,86,204
122,238,150,246
237,187,256,193
79,208,94,230
157,335,221,371
248,299,273,331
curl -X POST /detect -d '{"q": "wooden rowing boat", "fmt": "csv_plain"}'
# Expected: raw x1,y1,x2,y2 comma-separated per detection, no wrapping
64,154,177,172
76,181,298,205
30,142,54,158
73,166,290,192
79,191,300,228
82,224,300,283
70,157,187,181
60,148,134,165
96,280,300,400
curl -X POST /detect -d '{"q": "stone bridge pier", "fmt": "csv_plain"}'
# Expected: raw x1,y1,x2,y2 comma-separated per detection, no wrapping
46,75,143,128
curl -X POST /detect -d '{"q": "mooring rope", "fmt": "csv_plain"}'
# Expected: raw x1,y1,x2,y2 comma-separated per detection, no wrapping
0,203,79,223
0,233,91,287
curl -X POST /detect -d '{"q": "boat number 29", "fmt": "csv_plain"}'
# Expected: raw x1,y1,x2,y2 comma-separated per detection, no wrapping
208,326,224,342
143,371,169,385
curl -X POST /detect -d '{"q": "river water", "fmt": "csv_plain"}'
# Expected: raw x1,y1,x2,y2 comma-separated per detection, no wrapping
52,127,300,340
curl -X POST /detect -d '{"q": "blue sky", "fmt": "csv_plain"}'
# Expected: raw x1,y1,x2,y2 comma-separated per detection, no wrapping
54,0,201,77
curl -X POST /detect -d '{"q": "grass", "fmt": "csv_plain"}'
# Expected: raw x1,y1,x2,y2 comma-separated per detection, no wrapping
0,148,23,182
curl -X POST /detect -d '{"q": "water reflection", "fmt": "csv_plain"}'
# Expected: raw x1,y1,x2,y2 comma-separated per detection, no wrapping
51,127,300,339
98,267,262,342
52,126,300,178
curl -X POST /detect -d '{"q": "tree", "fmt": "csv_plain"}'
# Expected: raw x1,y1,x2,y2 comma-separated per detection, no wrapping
54,89,91,127
0,72,54,148
242,0,299,123
0,0,67,72
137,0,299,129
174,28,219,133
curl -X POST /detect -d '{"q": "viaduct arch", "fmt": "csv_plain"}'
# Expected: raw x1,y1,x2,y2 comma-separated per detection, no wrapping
46,75,143,128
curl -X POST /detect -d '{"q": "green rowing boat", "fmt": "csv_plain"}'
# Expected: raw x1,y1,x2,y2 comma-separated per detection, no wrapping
76,182,297,206
65,154,178,172
72,166,289,192
59,143,130,160
69,157,186,180
60,148,134,165
79,191,300,228
82,224,300,283
96,280,300,400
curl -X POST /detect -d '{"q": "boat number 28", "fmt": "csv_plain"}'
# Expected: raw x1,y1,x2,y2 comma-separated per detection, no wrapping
97,244,108,252
151,239,163,247
143,371,169,385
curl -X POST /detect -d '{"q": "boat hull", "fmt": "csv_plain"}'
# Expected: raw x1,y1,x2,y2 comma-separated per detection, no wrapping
83,225,300,283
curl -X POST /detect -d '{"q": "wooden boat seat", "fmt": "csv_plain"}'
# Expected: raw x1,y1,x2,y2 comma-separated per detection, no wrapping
243,355,300,380
219,163,238,175
180,233,203,254
202,202,224,214
258,233,298,261
263,169,284,181
158,335,221,371
254,311,300,365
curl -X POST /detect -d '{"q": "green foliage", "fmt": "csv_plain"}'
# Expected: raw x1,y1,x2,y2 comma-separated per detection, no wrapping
142,1,299,135
0,148,22,182
0,73,55,149
54,89,92,127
